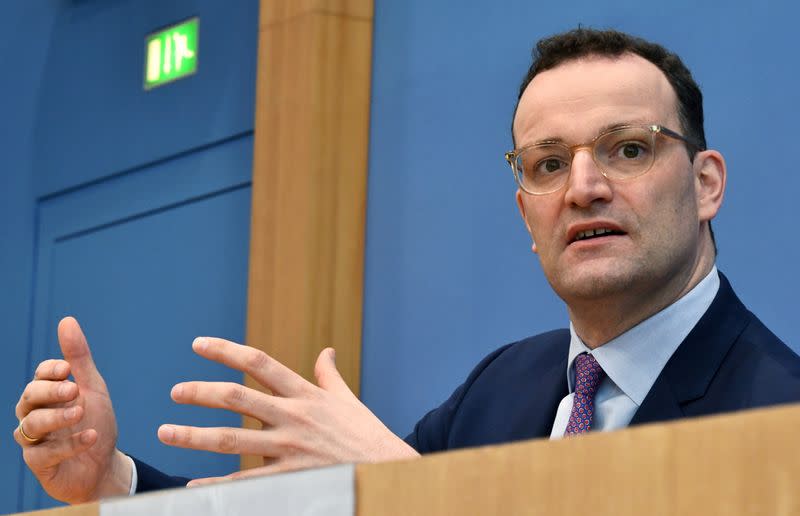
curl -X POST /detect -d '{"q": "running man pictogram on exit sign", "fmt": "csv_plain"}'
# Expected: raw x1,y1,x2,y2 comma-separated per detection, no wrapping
144,18,199,90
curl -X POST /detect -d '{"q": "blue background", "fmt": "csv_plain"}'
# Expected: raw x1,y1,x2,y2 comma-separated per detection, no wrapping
1,1,257,511
1,0,798,513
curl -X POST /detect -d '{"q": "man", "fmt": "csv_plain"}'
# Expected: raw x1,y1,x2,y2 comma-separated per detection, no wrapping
14,28,800,503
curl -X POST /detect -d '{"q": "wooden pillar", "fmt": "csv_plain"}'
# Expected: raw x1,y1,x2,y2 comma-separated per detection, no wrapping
243,0,373,469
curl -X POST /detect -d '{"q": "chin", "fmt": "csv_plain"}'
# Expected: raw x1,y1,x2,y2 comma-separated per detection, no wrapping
559,278,629,300
548,263,644,301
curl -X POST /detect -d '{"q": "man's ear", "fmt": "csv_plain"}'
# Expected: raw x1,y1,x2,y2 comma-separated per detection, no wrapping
693,149,726,223
515,190,538,253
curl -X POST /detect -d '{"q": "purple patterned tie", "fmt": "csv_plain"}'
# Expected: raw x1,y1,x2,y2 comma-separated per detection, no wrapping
564,353,606,435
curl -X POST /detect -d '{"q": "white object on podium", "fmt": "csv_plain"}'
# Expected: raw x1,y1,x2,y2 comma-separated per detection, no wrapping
100,464,354,516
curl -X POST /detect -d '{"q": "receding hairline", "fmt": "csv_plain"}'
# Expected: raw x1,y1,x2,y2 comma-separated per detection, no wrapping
512,52,684,146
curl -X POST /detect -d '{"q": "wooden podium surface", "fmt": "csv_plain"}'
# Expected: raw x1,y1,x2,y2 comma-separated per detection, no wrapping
12,404,800,515
20,506,97,516
358,403,799,515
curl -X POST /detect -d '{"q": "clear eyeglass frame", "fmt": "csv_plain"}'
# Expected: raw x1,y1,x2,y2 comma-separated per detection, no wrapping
504,124,704,195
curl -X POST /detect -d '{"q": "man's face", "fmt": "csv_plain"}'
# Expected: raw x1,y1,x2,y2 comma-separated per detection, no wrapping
513,54,706,305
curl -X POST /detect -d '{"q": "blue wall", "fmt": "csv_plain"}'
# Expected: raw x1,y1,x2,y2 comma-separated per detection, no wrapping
361,1,800,436
0,3,58,511
0,1,257,512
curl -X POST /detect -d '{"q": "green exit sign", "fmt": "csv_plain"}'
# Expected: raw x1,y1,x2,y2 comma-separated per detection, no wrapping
144,18,199,90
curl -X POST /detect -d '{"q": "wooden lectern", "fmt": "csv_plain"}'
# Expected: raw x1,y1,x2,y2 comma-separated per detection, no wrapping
11,403,800,516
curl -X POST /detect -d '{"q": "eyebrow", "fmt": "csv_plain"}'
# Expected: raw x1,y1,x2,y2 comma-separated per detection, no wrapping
528,119,654,146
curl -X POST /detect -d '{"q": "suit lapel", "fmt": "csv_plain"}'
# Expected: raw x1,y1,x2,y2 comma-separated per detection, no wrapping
630,272,750,426
627,371,685,425
529,350,569,438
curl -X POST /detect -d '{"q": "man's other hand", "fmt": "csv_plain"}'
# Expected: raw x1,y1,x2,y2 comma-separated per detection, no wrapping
159,338,420,486
13,317,132,503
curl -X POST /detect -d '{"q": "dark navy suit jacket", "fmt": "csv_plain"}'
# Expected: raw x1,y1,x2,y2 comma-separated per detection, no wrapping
134,272,800,491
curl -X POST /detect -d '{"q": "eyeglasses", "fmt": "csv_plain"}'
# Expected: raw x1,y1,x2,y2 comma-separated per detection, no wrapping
504,124,705,195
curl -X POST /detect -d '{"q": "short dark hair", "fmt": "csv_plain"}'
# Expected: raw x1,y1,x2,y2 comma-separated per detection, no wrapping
512,28,716,253
513,28,705,150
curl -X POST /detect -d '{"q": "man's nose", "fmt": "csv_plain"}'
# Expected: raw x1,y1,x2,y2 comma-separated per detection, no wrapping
563,149,613,207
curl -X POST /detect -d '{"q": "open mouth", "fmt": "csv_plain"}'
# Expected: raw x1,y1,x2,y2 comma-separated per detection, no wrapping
571,227,626,244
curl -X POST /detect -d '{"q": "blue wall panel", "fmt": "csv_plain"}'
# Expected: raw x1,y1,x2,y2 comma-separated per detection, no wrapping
362,1,800,437
1,1,257,512
23,135,253,510
33,0,258,196
0,3,59,514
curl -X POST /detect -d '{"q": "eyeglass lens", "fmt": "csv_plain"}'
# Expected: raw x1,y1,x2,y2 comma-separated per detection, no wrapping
515,127,657,194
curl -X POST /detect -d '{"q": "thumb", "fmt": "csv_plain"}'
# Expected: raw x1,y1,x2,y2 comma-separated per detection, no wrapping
314,348,352,397
57,317,107,391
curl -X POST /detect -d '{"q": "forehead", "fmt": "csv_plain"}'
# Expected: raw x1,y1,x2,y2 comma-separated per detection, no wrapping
513,53,680,146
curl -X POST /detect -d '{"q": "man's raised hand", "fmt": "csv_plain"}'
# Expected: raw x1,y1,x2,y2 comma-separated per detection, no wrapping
159,338,419,485
13,317,132,503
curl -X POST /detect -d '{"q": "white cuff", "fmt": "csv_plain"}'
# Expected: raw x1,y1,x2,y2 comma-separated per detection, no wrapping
126,454,138,495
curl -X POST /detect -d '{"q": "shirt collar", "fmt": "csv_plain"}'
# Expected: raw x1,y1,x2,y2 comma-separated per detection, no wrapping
566,266,720,405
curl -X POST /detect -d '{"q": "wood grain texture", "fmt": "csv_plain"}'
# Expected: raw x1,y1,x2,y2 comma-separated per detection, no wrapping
244,1,372,469
10,503,98,516
260,0,372,26
357,404,800,515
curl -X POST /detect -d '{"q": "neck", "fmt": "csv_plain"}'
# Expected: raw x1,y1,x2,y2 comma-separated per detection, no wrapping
568,251,716,349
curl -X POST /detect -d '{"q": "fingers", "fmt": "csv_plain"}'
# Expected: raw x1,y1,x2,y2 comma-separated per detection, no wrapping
16,380,78,420
186,476,229,487
191,338,311,398
313,348,352,397
158,424,288,457
186,463,300,487
170,382,285,424
34,359,71,381
22,429,97,470
14,406,84,445
57,317,106,391
14,419,40,445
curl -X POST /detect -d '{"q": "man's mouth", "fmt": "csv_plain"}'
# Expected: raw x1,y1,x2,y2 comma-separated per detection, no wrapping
571,227,626,243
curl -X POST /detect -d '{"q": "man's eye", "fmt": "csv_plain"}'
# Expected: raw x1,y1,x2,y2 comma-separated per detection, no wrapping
616,142,648,159
622,144,640,158
536,158,567,174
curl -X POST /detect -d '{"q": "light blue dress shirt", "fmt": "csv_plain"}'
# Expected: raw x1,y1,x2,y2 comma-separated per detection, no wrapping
550,267,720,439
